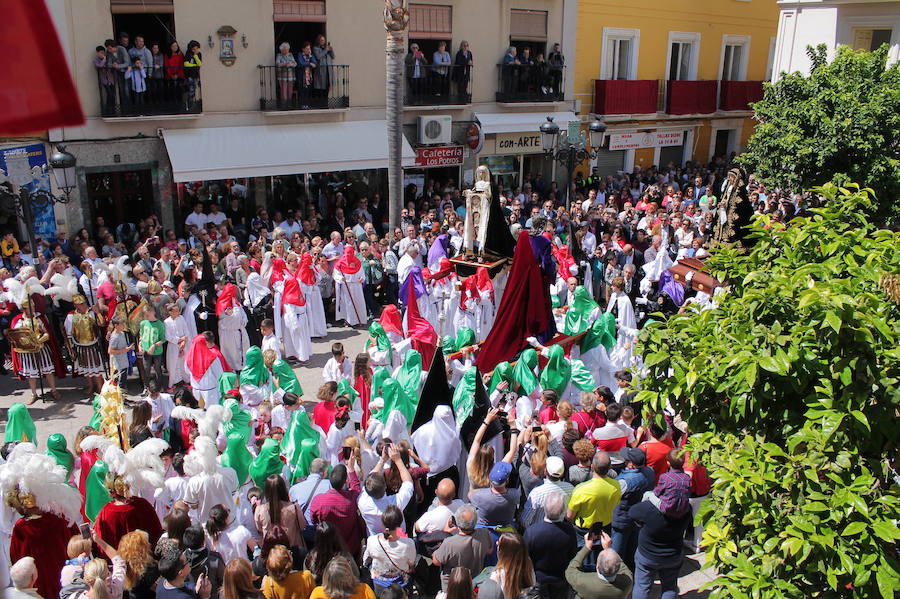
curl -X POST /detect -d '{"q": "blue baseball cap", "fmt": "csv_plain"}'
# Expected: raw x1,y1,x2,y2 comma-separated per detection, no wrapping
489,462,513,485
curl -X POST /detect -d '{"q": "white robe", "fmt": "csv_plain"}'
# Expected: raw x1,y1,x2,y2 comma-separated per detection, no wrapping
606,292,638,371
218,306,250,371
261,333,284,361
240,374,273,409
325,420,357,465
164,315,191,387
333,268,366,325
453,297,478,335
476,290,495,340
300,276,328,337
367,344,397,370
283,302,312,361
191,357,226,407
183,295,200,347
411,405,461,477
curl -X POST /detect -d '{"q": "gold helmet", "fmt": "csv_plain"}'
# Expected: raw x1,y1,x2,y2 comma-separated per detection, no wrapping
72,294,87,305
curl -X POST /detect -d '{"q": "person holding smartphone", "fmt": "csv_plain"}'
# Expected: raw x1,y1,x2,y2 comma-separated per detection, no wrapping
156,541,213,599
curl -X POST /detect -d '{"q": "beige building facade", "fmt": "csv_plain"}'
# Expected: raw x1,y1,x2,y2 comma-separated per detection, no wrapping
34,0,575,233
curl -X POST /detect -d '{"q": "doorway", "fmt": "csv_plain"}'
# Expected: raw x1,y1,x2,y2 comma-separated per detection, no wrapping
274,22,327,55
86,169,155,227
111,13,176,47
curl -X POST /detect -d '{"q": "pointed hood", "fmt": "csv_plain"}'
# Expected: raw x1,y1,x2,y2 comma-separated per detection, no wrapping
395,349,422,396
488,361,514,394
271,359,304,396
376,378,416,426
564,286,599,335
454,368,502,445
539,344,572,396
411,342,453,432
334,245,361,274
218,372,238,399
511,348,539,395
187,334,232,380
282,410,321,481
553,245,576,280
298,253,317,286
46,433,74,478
215,283,239,316
379,304,403,337
249,438,284,488
580,312,617,354
222,397,253,444
240,346,270,387
4,403,36,445
220,432,253,486
84,459,112,522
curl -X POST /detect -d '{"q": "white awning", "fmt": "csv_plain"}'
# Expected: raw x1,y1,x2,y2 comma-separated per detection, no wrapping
475,111,579,135
163,120,415,182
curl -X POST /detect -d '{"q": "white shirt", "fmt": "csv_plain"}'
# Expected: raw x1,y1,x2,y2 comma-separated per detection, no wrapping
209,522,253,565
414,499,464,535
185,211,208,230
358,480,415,536
261,333,284,361
183,467,239,524
322,241,344,261
278,220,303,237
322,356,352,383
271,404,298,432
207,211,228,226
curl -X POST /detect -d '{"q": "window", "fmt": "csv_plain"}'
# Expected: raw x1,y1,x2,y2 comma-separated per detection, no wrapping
410,4,453,40
720,35,750,81
853,28,893,51
601,28,639,80
666,32,700,81
273,0,326,21
510,9,548,42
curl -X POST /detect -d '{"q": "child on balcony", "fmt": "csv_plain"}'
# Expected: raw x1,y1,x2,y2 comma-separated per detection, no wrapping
125,57,147,106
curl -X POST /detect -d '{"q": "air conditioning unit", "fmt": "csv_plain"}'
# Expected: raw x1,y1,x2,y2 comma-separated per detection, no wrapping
418,115,452,144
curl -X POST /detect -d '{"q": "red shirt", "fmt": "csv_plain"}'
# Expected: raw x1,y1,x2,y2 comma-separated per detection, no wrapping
313,400,337,432
640,438,675,479
94,497,163,553
538,404,558,425
309,471,364,555
572,409,606,436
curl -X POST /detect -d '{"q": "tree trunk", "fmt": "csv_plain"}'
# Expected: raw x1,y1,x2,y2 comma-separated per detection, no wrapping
385,1,408,231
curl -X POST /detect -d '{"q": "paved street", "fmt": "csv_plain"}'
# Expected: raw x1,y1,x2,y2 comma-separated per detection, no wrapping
0,323,713,597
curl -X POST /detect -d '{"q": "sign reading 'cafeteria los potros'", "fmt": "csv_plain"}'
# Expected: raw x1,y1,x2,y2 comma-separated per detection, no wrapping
414,145,464,167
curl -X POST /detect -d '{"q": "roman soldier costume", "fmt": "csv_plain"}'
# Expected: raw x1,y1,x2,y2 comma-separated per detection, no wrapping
64,294,106,378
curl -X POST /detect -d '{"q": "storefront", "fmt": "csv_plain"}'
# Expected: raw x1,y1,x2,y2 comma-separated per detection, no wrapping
403,144,464,201
473,111,579,192
605,126,695,172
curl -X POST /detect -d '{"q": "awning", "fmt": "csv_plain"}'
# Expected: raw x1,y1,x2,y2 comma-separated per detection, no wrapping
475,111,578,135
163,120,415,182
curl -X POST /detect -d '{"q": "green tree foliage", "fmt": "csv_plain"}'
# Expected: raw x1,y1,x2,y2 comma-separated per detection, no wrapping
636,184,900,598
740,45,900,226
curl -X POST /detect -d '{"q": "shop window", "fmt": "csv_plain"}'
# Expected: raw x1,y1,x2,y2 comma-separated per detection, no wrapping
601,28,639,80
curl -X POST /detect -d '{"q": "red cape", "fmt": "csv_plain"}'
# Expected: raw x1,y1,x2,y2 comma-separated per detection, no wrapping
379,304,403,337
553,244,576,280
185,333,232,379
405,281,437,368
281,275,306,309
270,258,288,284
298,253,317,286
334,245,361,274
215,283,238,316
9,312,67,379
476,231,551,372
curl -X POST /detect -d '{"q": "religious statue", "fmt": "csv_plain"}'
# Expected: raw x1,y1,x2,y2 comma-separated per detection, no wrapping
462,165,492,255
711,166,755,248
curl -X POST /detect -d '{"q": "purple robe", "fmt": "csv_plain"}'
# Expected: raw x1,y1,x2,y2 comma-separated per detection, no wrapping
529,234,557,342
400,266,428,305
427,234,449,268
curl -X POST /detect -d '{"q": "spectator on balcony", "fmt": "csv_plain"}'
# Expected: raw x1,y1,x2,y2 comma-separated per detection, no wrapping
405,43,428,99
454,41,473,99
297,42,317,109
519,47,535,93
106,36,131,106
275,42,297,109
431,41,452,96
183,41,203,111
128,35,153,76
165,41,186,103
125,58,148,108
548,43,565,95
501,46,519,96
149,42,166,102
95,45,116,113
313,34,335,102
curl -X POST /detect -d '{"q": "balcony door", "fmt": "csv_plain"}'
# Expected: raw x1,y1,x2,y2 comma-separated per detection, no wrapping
720,35,750,81
601,28,639,80
666,32,700,81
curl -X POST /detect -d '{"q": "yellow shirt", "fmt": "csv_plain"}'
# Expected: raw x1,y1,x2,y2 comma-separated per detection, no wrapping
568,476,622,527
309,584,375,599
1,239,19,258
262,571,315,599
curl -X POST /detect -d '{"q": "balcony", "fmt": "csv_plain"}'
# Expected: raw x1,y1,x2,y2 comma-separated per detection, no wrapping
258,65,349,111
719,80,764,112
666,80,717,115
496,64,565,103
405,64,472,107
594,79,659,116
96,66,202,117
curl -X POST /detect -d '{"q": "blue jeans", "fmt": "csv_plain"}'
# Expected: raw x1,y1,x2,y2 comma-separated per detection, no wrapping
611,526,638,572
632,549,682,599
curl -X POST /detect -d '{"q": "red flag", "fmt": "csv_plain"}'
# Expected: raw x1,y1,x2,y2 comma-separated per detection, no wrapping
0,0,84,134
477,231,550,372
405,280,437,368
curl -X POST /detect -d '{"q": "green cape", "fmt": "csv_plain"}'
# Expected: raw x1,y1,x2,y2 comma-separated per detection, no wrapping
282,410,321,482
367,322,393,367
511,348,539,396
538,345,596,395
46,433,74,478
442,335,457,354
580,312,618,354
551,295,561,309
4,403,36,445
452,368,477,421
455,327,475,350
376,378,416,425
89,395,102,430
249,438,284,488
218,372,238,399
336,378,359,403
240,346,270,387
84,460,112,522
395,350,422,396
371,366,391,399
271,359,304,396
223,397,253,444
221,432,253,487
564,287,600,335
488,361,514,394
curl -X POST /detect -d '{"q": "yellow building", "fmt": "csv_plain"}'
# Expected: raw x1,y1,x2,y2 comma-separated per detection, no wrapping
573,0,779,175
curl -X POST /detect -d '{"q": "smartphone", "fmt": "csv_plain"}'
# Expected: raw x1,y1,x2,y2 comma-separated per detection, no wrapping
589,522,605,539
532,425,543,433
354,422,361,431
79,522,91,539
341,446,352,460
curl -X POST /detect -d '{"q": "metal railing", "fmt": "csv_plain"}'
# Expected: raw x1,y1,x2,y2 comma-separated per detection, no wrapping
258,64,349,111
496,63,565,103
404,63,472,106
95,65,202,117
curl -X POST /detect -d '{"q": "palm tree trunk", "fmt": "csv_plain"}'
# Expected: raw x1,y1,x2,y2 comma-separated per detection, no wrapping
385,0,408,231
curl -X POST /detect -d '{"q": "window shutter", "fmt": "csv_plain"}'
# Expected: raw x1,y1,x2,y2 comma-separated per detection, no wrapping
273,0,327,22
510,9,547,42
110,0,173,13
409,4,453,40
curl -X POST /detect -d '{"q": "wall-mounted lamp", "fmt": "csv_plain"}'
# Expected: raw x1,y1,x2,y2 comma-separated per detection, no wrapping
207,35,214,49
241,34,248,49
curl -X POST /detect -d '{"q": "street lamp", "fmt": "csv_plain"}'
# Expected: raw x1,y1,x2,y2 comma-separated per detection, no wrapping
539,115,607,209
0,145,77,274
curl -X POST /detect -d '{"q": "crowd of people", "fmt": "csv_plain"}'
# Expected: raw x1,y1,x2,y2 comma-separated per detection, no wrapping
0,158,802,599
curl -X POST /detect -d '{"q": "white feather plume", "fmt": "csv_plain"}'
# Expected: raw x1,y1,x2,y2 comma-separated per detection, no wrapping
79,435,168,493
109,256,132,282
0,442,82,524
78,434,114,456
183,436,220,476
46,273,79,303
171,404,232,439
2,278,27,308
22,277,46,297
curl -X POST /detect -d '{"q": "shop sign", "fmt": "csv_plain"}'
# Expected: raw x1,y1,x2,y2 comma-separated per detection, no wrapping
608,130,685,151
495,132,543,154
414,145,464,167
0,144,56,241
466,122,484,153
480,155,516,175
